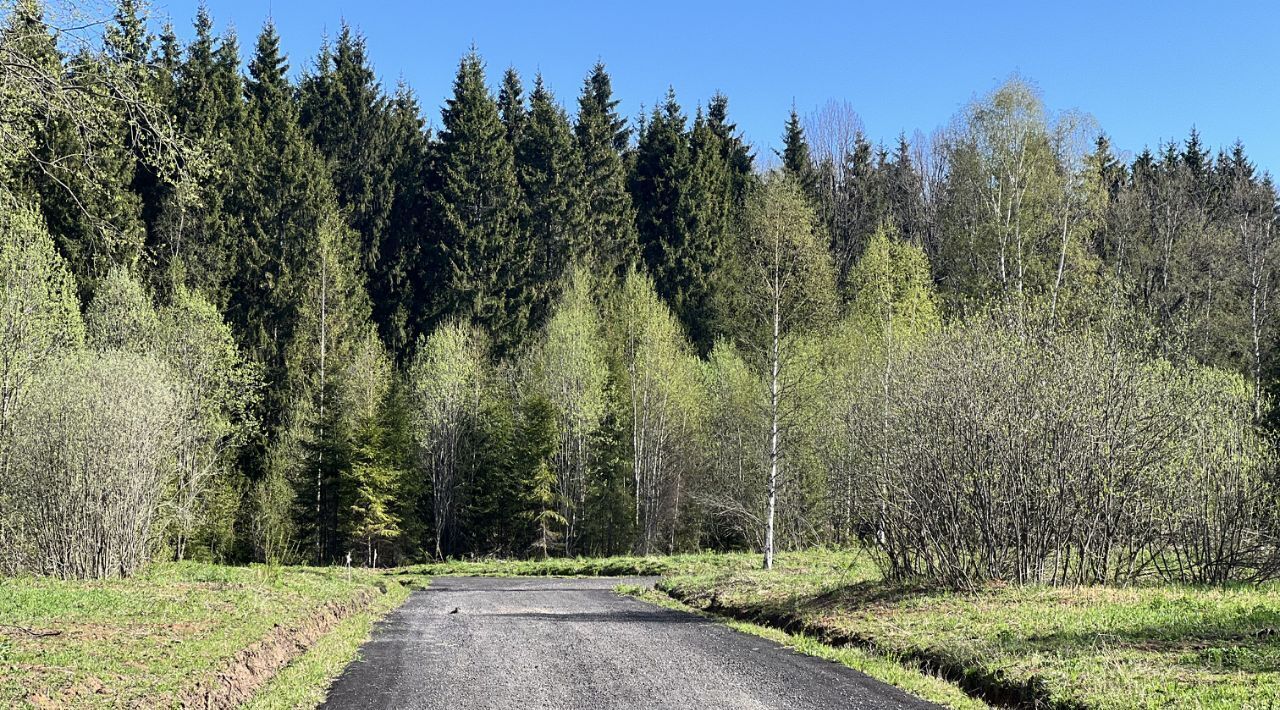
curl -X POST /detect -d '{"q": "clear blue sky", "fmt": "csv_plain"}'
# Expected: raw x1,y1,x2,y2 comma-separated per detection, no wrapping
151,0,1280,174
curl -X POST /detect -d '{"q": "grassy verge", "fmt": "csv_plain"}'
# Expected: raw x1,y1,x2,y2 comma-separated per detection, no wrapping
658,549,1280,709
616,583,988,709
244,578,416,709
396,551,758,578
0,562,400,708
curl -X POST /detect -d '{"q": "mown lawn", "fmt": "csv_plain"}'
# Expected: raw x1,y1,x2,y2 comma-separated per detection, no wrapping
658,549,1280,709
0,562,404,708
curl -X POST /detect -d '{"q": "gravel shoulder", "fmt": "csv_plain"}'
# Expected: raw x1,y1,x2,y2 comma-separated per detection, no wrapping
320,576,938,710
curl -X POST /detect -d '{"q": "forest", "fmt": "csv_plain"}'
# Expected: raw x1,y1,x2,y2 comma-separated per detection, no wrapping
2,0,1278,587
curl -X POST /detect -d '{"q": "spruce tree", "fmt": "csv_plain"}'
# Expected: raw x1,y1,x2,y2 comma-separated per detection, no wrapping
299,23,399,300
682,107,734,352
231,20,336,416
134,22,182,251
883,134,926,247
630,89,700,342
498,67,527,148
779,106,819,199
159,8,247,299
517,75,587,328
574,62,636,274
277,208,374,563
378,83,432,355
706,92,754,203
429,50,527,353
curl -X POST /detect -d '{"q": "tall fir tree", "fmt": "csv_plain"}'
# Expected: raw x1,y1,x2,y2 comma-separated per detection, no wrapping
429,51,528,354
631,88,706,344
779,106,820,200
163,8,246,298
681,107,735,352
277,208,374,563
299,24,400,293
378,83,432,355
706,92,754,203
574,62,636,275
230,20,338,434
517,75,588,329
497,67,527,149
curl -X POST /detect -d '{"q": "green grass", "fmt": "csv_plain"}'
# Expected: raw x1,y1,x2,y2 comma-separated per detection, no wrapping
245,578,415,709
617,583,989,709
658,548,1280,709
396,551,758,578
0,562,397,708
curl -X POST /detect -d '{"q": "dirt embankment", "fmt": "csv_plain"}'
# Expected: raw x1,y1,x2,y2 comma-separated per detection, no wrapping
181,587,380,709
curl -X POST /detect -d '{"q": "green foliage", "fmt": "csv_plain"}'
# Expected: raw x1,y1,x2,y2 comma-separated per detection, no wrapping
299,24,425,355
844,223,941,342
516,393,562,559
409,320,488,557
733,174,838,356
85,266,160,354
608,270,706,554
532,268,609,552
0,192,84,429
275,207,375,563
698,341,767,549
0,195,85,573
158,287,261,561
4,4,1280,590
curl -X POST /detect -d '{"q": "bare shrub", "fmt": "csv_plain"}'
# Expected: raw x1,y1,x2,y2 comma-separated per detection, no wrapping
859,318,1278,587
8,350,179,579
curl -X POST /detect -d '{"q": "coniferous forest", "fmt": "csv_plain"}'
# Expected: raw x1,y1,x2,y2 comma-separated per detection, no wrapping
4,0,1280,586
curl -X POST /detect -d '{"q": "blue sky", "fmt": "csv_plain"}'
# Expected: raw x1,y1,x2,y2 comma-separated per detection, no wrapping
150,0,1280,174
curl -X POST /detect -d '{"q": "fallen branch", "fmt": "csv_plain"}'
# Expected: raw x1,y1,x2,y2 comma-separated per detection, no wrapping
0,624,62,638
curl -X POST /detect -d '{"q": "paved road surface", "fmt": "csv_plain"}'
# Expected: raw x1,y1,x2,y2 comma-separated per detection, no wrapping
320,576,939,709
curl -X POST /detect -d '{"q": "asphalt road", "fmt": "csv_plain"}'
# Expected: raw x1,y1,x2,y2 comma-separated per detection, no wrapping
320,576,940,710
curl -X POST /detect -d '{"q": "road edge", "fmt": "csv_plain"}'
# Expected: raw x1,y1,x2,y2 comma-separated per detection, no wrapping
615,583,988,710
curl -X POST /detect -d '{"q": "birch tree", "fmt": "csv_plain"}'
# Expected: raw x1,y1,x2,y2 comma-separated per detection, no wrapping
409,320,486,558
157,288,260,561
1222,159,1279,420
938,78,1060,319
611,270,703,554
736,175,836,569
537,268,608,553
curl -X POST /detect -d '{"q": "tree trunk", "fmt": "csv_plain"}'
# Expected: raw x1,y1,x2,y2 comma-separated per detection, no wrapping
764,265,781,571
